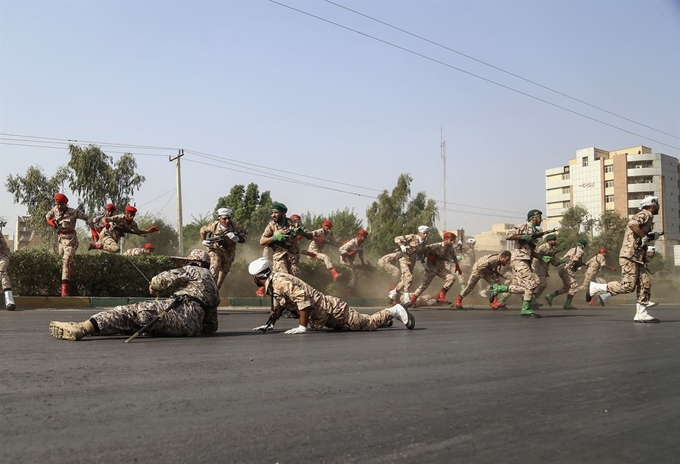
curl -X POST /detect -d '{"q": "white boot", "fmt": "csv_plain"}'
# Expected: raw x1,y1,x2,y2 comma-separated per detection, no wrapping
401,292,411,305
587,281,608,302
4,290,16,311
634,303,660,323
597,293,611,307
388,288,397,300
388,304,415,330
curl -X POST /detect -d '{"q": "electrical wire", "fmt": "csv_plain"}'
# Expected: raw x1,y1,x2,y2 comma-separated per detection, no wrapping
0,141,170,157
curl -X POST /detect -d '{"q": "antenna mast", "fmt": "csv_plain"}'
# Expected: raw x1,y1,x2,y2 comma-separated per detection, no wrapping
441,126,447,230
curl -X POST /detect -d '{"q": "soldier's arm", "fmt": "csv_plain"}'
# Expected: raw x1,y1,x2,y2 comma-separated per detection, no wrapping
149,268,188,294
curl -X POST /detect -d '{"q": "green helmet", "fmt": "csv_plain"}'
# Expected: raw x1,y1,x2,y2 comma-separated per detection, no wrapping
545,234,557,242
527,209,543,221
577,238,588,248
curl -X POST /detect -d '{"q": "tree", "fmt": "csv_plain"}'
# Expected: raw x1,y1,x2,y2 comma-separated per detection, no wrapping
182,213,213,251
557,205,591,251
366,174,438,256
5,165,71,250
590,210,628,265
214,183,272,235
302,208,364,243
67,144,145,215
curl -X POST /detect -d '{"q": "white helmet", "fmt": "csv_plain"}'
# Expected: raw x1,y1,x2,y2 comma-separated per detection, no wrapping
466,238,476,244
647,246,656,253
217,207,232,218
417,225,430,234
248,257,271,278
639,196,659,209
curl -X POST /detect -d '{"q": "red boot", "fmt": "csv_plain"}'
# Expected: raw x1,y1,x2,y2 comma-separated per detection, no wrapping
409,294,417,308
454,294,463,309
329,268,342,281
588,298,599,306
491,296,506,309
255,286,265,298
60,281,70,297
437,288,450,304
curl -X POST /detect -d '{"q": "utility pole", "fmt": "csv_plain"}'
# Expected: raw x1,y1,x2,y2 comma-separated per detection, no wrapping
170,149,185,255
441,126,447,231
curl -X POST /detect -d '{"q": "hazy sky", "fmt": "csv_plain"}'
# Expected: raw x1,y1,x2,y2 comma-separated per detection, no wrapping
1,0,679,238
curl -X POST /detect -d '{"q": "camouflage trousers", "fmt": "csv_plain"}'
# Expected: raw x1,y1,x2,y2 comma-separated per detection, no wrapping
58,234,78,281
311,251,334,270
377,255,400,279
320,307,392,331
91,297,206,337
533,267,549,298
555,268,579,296
506,260,539,301
460,270,499,298
394,259,415,293
413,263,455,297
208,247,236,290
607,258,651,304
272,252,300,276
0,253,10,289
100,234,121,254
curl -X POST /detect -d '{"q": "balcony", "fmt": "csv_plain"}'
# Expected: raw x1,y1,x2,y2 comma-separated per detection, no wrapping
627,167,660,177
627,183,657,193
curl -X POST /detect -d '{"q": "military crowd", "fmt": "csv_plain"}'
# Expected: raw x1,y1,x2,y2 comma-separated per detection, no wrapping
0,192,666,341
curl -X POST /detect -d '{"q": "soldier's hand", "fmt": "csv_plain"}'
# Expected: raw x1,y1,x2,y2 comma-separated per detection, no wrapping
272,233,289,242
542,255,553,264
521,234,533,242
90,229,99,241
284,325,307,335
646,231,661,241
202,240,211,246
147,225,160,233
226,232,239,242
400,245,408,253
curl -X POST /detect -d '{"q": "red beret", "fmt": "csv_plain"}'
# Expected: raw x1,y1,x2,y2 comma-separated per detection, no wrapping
55,193,68,204
443,231,456,240
357,229,369,237
144,243,155,250
322,220,333,228
290,214,301,220
125,205,137,214
106,203,116,212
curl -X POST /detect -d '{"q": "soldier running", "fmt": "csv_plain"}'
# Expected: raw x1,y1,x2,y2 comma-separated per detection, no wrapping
544,239,587,309
454,250,511,309
92,203,116,233
308,220,343,281
1,233,16,311
45,193,97,296
199,207,247,290
377,251,402,280
531,233,559,308
49,249,220,341
91,205,160,254
248,257,414,334
123,243,156,256
338,229,369,297
580,248,616,306
587,196,662,322
389,225,430,305
410,231,461,307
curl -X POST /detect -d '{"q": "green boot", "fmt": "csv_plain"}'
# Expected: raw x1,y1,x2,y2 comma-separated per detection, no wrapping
563,296,577,310
545,292,555,307
488,284,509,303
530,296,542,309
520,300,542,318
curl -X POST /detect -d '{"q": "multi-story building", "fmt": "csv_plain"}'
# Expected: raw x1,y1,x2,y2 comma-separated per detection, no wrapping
472,223,514,252
545,145,680,257
14,216,42,251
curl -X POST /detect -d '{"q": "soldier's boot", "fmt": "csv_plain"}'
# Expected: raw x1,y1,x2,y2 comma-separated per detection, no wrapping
388,303,415,330
633,302,660,323
587,281,608,303
598,293,612,307
454,294,464,309
60,280,70,297
4,288,16,311
487,284,509,304
87,242,102,251
255,286,265,298
49,319,95,341
437,288,450,304
563,296,577,310
491,296,506,310
520,300,542,318
409,293,418,308
588,297,599,306
329,268,342,281
544,292,555,307
388,286,398,304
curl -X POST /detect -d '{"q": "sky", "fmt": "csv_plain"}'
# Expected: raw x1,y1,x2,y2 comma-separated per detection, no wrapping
1,0,679,239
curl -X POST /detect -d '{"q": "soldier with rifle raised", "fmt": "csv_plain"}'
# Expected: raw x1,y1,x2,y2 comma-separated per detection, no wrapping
90,205,160,254
259,202,311,277
49,249,220,341
544,238,587,309
200,207,247,291
488,209,556,318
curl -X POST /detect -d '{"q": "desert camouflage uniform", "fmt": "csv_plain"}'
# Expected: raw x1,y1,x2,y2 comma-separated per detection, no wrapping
412,242,457,297
0,234,11,290
460,253,504,298
99,214,146,254
377,252,401,279
606,210,654,304
555,246,585,296
309,228,341,269
92,212,112,233
532,242,559,298
261,218,309,276
394,234,427,294
265,272,391,331
200,220,246,289
45,206,93,281
91,265,220,337
338,237,365,288
505,223,540,301
123,247,151,256
579,254,607,290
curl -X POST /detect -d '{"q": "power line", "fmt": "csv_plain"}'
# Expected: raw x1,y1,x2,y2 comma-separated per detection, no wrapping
0,132,180,151
0,141,173,157
267,0,680,151
324,0,679,141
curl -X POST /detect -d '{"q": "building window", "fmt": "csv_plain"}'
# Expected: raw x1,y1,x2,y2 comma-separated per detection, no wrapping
605,195,614,203
562,187,570,194
582,157,589,167
562,201,571,208
562,173,570,180
604,165,614,173
604,180,614,188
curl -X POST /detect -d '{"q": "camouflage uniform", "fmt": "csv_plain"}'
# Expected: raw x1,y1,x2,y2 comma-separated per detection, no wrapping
580,254,607,290
394,234,427,294
606,210,654,303
99,214,147,254
91,265,220,337
338,237,365,288
123,247,151,256
377,252,401,279
0,234,11,290
200,220,246,289
261,218,309,276
412,242,457,297
309,228,341,270
265,272,391,331
460,253,504,298
45,206,93,281
505,223,540,301
532,242,558,298
555,246,585,297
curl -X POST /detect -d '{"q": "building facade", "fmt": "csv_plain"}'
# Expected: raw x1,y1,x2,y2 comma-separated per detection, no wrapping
545,146,680,257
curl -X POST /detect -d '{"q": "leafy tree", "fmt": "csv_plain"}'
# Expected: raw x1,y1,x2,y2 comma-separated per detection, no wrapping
122,213,179,256
5,165,71,250
68,144,145,215
302,208,364,244
556,204,591,251
182,213,213,251
589,210,629,265
366,174,438,256
214,183,272,236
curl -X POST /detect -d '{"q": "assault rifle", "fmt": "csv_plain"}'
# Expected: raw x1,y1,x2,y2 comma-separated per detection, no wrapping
203,230,247,247
530,227,557,239
112,224,146,237
636,231,664,248
259,305,284,333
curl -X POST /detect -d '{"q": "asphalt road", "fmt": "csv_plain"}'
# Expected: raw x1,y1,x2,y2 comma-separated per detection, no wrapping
1,303,679,464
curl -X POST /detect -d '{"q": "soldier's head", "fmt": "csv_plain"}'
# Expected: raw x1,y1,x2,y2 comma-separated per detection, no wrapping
466,237,476,249
545,234,557,247
105,203,116,216
322,220,333,232
124,205,137,220
248,257,272,287
217,207,232,226
639,196,660,215
443,231,456,247
356,229,369,244
55,193,68,212
577,238,588,249
598,247,607,255
646,246,656,257
270,202,287,223
417,225,430,242
527,209,543,227
171,249,210,269
290,214,301,226
499,250,512,266
144,243,155,254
